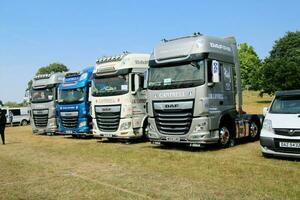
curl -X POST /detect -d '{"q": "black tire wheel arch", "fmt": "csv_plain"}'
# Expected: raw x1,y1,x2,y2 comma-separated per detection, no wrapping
249,117,261,141
219,119,235,148
21,120,28,126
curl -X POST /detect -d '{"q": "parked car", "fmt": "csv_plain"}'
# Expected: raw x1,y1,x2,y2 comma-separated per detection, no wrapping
1,107,31,126
260,90,300,158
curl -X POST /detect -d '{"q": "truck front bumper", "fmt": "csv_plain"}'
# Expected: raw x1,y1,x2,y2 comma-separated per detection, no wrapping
32,118,58,135
147,117,219,146
92,118,142,140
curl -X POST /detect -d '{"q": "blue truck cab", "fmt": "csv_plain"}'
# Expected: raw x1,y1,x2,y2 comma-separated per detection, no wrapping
57,67,94,136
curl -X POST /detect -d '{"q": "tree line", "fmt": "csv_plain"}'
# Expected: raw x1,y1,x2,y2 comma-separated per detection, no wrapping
239,31,300,96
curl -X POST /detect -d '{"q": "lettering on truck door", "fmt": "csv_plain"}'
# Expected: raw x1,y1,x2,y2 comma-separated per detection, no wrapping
207,60,224,130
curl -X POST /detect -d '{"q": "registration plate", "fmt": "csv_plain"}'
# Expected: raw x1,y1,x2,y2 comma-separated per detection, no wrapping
166,137,180,142
104,134,112,138
279,142,300,148
66,130,73,134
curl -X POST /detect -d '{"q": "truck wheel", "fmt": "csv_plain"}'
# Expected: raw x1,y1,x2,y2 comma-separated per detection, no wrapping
219,123,234,148
21,120,28,126
249,119,260,141
142,122,148,141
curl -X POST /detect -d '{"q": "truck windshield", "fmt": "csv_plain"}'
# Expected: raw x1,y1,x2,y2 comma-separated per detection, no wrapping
58,87,85,104
92,75,129,97
148,60,205,90
31,88,54,103
270,95,300,114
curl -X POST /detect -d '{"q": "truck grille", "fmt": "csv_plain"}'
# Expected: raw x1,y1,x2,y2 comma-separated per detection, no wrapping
33,109,49,128
274,129,300,137
273,139,300,154
61,112,78,129
95,105,121,132
153,101,193,135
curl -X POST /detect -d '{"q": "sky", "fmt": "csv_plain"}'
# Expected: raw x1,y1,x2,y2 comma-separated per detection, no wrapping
0,0,299,102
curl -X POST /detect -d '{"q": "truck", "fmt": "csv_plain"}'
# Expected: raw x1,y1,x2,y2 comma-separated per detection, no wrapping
91,52,150,141
260,90,300,158
57,67,94,137
1,107,30,126
146,33,261,147
30,72,64,135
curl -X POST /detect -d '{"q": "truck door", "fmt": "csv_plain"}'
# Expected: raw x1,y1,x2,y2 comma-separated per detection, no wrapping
131,73,147,129
222,63,235,110
207,60,224,110
207,60,226,130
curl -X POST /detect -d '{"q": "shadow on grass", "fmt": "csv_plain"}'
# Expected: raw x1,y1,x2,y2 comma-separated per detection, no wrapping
143,142,224,152
63,135,95,140
144,138,262,153
261,154,300,162
98,138,148,145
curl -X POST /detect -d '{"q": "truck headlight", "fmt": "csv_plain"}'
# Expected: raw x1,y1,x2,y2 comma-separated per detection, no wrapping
262,119,273,132
79,121,87,128
193,121,208,133
120,122,131,131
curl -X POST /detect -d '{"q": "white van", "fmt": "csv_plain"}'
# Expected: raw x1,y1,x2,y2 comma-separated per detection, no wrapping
2,107,31,126
260,90,300,158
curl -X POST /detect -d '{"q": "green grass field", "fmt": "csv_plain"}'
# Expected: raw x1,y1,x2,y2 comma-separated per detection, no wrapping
0,91,299,200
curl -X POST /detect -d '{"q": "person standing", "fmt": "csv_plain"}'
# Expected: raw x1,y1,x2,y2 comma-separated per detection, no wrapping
0,108,6,145
9,110,13,127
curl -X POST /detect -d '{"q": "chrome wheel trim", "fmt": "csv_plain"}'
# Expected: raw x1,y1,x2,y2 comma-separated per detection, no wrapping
250,122,258,138
220,127,230,145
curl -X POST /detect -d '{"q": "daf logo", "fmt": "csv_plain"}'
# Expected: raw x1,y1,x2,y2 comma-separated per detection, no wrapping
289,130,295,136
64,113,72,116
165,104,179,109
102,108,111,111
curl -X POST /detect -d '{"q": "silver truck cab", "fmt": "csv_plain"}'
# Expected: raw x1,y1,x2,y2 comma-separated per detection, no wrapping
30,73,64,134
146,33,261,147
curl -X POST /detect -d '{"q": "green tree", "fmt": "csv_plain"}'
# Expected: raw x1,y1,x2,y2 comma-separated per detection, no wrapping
260,31,300,95
27,63,69,91
36,62,69,75
238,43,262,90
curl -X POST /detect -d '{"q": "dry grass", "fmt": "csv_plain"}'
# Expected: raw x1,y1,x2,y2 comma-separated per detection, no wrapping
242,90,273,114
0,91,299,200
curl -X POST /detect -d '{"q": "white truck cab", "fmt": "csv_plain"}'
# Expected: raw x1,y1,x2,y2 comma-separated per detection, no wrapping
91,52,150,141
261,90,300,158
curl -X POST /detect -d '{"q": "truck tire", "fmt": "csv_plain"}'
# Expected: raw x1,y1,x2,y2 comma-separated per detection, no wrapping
249,119,260,141
21,120,28,126
219,122,234,148
142,121,148,141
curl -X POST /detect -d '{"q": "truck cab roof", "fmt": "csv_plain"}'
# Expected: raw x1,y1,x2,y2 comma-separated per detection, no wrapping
94,52,150,76
32,72,65,89
60,66,94,89
150,34,236,66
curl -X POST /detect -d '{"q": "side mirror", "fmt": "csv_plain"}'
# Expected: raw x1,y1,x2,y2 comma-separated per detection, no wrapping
263,107,269,116
212,60,220,83
143,70,148,89
88,87,92,101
